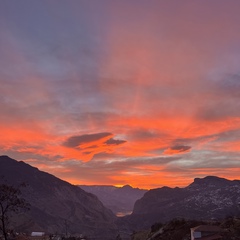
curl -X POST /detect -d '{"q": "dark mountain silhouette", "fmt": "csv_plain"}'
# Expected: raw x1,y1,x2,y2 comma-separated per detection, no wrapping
2,155,240,239
0,156,118,239
79,184,147,216
126,176,240,230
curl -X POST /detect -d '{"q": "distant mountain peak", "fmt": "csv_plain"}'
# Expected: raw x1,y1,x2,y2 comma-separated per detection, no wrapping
194,175,226,182
189,176,231,189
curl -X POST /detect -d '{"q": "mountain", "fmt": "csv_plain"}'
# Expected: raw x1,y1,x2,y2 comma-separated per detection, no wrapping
127,176,240,230
2,156,239,239
79,184,147,216
0,156,118,239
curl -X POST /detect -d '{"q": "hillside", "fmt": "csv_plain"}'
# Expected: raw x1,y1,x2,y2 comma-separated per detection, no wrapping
0,156,118,239
131,217,240,240
126,176,240,230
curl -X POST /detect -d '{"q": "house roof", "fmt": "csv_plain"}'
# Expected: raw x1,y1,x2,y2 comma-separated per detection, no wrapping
191,225,222,232
198,233,222,240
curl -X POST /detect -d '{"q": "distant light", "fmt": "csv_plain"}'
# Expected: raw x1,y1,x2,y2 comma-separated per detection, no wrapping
114,184,124,187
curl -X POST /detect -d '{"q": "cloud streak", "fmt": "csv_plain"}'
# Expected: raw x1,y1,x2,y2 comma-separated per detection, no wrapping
63,133,112,148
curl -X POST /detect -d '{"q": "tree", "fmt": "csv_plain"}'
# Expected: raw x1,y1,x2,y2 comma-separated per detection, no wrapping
0,183,29,240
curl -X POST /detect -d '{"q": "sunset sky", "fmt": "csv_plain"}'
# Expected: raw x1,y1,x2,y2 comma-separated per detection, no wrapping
0,1,240,189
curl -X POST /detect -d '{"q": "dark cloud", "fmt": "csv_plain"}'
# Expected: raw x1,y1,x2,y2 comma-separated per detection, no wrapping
63,132,112,148
169,145,192,153
83,151,92,155
85,145,98,149
105,138,126,145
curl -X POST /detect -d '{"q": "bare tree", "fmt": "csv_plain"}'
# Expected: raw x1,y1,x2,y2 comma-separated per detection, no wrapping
0,183,29,240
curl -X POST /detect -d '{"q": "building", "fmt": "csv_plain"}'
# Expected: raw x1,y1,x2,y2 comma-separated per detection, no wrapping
190,225,222,240
31,233,45,237
29,232,48,240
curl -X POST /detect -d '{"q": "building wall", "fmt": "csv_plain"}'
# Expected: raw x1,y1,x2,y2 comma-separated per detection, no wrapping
191,230,201,240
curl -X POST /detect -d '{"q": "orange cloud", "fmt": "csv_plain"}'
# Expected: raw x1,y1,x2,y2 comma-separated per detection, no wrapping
1,1,240,188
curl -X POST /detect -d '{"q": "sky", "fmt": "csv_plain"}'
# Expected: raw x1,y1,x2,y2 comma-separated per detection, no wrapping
0,0,240,189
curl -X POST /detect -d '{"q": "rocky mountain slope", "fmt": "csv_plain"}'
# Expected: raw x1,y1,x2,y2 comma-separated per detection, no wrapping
0,156,118,239
79,185,147,216
127,176,240,230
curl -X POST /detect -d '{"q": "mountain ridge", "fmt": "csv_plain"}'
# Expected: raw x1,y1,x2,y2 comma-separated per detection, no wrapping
0,155,118,239
126,175,240,231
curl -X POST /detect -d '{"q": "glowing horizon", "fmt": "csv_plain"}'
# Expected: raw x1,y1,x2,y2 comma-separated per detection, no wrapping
0,1,240,189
